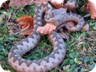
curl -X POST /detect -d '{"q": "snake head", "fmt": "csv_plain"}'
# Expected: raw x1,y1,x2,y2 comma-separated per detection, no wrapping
50,8,67,16
45,8,67,25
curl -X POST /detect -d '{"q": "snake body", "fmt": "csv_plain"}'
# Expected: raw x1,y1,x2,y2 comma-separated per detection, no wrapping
8,1,85,72
45,8,85,32
8,2,66,72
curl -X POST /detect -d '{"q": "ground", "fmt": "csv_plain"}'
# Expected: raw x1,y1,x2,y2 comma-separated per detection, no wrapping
0,0,96,72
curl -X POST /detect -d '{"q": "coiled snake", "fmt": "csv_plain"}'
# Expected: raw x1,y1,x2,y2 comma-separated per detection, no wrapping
8,2,85,72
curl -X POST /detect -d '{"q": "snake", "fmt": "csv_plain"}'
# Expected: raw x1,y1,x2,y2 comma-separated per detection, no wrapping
45,8,85,32
8,1,85,72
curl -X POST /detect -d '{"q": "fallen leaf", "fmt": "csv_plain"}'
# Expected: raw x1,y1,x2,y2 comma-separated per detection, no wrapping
83,23,90,31
65,0,78,11
9,0,33,7
17,15,34,35
80,4,89,13
50,0,65,8
87,1,96,19
82,47,86,52
9,0,48,8
80,0,89,13
50,0,77,10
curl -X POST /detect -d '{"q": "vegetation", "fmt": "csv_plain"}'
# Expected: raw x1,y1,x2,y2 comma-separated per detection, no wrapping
0,0,96,72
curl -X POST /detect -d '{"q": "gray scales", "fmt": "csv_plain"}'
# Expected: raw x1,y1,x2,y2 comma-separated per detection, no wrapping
8,2,85,72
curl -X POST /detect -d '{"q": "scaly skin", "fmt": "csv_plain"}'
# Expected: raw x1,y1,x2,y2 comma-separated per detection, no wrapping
8,1,85,72
8,2,66,72
45,8,85,32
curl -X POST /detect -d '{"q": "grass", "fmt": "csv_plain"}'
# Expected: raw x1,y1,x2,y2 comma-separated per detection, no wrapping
0,0,96,72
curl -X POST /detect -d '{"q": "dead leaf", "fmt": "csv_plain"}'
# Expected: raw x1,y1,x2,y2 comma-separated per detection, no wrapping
87,1,96,19
17,15,34,35
80,4,89,13
82,47,86,52
50,0,77,10
88,31,96,38
80,0,89,12
83,23,90,31
65,0,78,11
50,0,66,8
9,0,33,7
9,0,49,8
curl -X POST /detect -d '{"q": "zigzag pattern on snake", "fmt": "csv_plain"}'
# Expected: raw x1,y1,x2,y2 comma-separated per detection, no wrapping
8,1,85,72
